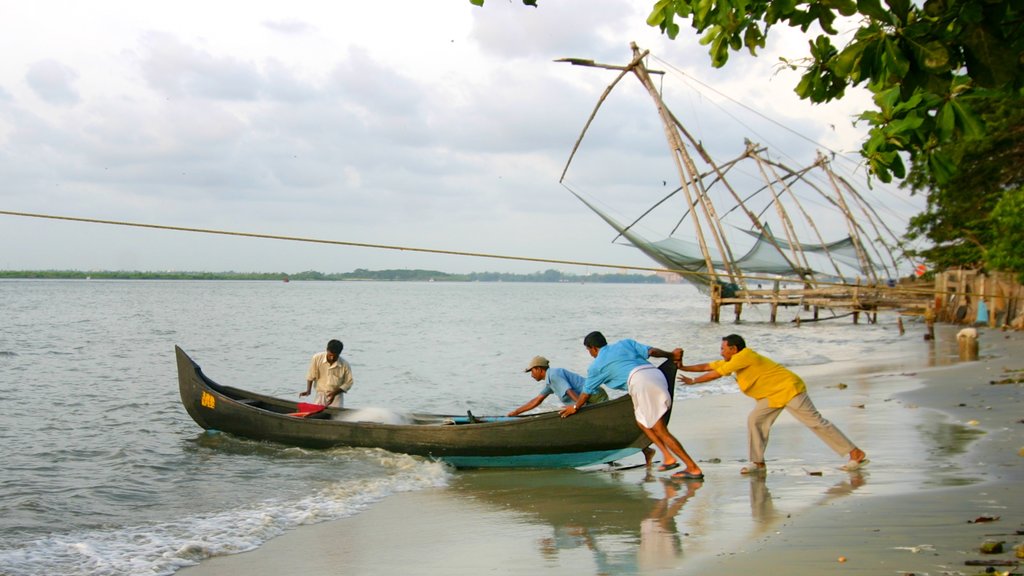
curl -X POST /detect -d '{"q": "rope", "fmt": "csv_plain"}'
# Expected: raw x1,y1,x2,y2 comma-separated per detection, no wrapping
0,209,672,275
0,208,952,299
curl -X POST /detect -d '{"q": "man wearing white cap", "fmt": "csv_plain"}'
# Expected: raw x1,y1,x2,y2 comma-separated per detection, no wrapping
507,355,608,417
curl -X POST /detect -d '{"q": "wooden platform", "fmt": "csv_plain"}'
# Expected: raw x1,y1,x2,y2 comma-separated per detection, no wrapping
710,281,935,323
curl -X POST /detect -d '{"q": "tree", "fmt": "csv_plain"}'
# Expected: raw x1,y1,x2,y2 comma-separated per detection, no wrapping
473,0,1024,184
903,95,1024,272
988,186,1024,281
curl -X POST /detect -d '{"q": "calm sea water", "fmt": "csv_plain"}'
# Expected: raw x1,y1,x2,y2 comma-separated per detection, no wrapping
0,279,915,575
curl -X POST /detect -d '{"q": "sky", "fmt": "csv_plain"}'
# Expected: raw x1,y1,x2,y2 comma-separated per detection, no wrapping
0,0,925,275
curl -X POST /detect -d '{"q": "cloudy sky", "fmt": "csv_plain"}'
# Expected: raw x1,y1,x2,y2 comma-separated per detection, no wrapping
0,1,924,274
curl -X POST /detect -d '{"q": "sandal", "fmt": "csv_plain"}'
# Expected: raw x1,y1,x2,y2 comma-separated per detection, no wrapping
841,458,869,471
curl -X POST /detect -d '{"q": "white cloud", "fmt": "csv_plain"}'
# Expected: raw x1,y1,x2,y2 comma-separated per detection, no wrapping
0,0,922,275
25,59,81,105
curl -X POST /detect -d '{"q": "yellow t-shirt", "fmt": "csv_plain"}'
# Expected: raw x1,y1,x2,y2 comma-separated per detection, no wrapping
710,348,805,408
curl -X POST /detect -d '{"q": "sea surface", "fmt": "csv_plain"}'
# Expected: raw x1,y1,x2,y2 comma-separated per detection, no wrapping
0,279,915,575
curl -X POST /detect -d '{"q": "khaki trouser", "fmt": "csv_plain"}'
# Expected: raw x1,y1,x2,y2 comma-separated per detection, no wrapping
747,392,855,463
585,387,609,404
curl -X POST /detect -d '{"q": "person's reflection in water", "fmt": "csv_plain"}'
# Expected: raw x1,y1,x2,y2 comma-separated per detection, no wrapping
748,474,780,531
748,471,867,536
538,524,598,562
636,478,702,571
583,477,702,574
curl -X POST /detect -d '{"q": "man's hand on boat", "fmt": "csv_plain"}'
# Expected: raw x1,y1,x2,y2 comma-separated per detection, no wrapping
559,393,590,418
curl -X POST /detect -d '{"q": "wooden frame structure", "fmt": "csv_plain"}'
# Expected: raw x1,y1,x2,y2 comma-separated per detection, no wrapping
558,44,929,322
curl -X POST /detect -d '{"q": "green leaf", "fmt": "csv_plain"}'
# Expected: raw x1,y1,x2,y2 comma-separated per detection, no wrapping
823,0,858,17
927,150,956,184
874,85,902,113
857,0,892,23
950,99,986,139
884,0,910,23
936,101,956,140
922,0,945,17
766,0,798,23
881,37,910,81
918,41,951,73
833,41,868,78
691,0,707,23
962,23,1016,88
666,20,681,39
646,0,673,27
889,154,906,179
890,113,926,133
743,24,766,53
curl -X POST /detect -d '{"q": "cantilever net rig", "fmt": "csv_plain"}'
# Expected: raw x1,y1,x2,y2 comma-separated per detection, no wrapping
558,43,912,294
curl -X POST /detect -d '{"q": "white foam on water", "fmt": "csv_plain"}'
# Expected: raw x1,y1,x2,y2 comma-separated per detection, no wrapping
0,454,451,576
332,407,414,425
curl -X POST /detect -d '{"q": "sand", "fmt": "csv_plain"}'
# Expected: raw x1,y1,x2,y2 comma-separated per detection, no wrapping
178,324,1024,575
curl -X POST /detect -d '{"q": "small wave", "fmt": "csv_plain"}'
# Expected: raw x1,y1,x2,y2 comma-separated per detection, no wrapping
0,455,451,576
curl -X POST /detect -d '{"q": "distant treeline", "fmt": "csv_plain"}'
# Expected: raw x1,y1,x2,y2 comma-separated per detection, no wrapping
0,268,665,284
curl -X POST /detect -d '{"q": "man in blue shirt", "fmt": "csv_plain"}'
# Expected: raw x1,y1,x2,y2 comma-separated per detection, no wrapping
560,331,703,479
507,355,608,416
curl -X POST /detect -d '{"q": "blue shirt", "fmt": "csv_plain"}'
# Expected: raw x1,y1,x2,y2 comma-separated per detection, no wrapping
538,367,587,404
583,339,652,394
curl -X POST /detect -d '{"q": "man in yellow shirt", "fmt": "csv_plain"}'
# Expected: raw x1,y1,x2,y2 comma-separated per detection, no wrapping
677,334,867,475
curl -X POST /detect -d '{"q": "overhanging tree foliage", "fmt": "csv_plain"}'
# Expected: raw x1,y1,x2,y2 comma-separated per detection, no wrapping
473,0,1023,184
903,96,1024,274
988,187,1024,282
646,0,1023,184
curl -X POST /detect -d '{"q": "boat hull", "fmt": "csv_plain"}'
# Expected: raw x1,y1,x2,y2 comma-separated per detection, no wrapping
176,346,677,468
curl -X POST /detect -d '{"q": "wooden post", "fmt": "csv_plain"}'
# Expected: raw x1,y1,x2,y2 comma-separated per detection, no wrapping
770,279,780,323
711,283,721,323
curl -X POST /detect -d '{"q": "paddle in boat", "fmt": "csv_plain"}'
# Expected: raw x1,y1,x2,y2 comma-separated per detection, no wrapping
176,345,677,469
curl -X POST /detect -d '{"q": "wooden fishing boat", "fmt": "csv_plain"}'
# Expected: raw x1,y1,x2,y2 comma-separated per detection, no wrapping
176,345,676,469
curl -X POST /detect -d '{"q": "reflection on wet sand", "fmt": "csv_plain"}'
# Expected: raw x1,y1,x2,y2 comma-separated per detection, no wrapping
636,477,702,572
452,469,705,573
747,471,866,537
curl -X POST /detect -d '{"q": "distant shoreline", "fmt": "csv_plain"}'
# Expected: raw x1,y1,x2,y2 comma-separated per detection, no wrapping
0,268,667,284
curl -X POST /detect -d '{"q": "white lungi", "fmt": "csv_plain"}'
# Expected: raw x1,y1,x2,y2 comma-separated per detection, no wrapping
627,365,671,428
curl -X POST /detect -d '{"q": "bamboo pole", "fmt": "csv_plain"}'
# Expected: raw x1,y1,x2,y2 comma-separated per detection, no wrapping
749,151,816,285
626,43,729,285
821,162,878,284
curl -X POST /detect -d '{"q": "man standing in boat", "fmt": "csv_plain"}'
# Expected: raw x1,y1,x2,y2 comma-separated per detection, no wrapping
560,331,703,480
300,339,353,407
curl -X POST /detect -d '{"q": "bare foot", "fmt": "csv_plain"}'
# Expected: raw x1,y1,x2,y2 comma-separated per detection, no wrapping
642,446,656,468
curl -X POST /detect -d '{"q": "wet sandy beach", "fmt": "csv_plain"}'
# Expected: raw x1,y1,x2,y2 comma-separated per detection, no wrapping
178,324,1024,575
